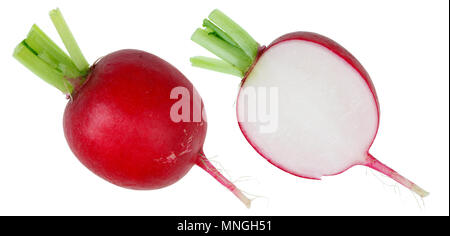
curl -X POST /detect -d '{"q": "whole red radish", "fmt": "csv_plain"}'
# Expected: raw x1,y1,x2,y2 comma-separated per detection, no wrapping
190,9,428,197
14,9,250,207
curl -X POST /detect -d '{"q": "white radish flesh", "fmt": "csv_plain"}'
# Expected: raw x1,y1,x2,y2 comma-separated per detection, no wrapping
238,40,379,179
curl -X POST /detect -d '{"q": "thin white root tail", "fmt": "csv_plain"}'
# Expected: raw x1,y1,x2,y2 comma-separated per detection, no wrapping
197,152,252,208
411,185,429,198
366,154,429,198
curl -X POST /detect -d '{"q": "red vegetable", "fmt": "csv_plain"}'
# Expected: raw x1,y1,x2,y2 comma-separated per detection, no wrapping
64,49,206,189
14,9,250,207
191,9,428,197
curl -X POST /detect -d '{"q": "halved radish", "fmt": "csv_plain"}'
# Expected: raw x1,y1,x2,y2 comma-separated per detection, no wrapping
191,9,428,197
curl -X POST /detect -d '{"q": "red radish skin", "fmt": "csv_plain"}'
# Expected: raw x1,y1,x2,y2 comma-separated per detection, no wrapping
191,10,428,198
64,50,206,189
14,10,251,207
66,50,251,205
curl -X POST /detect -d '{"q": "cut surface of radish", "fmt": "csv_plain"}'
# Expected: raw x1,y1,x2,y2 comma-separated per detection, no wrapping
191,9,428,198
238,40,379,179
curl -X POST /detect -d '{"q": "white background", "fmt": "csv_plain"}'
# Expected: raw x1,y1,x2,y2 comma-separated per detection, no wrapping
0,0,448,216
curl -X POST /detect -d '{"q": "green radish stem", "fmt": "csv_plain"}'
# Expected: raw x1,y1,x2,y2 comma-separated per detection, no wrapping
190,56,243,77
191,28,252,72
208,10,259,59
25,24,82,80
14,41,70,93
203,19,239,48
50,8,89,74
191,9,259,77
13,8,89,94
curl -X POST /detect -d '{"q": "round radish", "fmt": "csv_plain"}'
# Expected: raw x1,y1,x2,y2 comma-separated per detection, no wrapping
64,49,208,190
191,9,428,197
14,9,251,207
